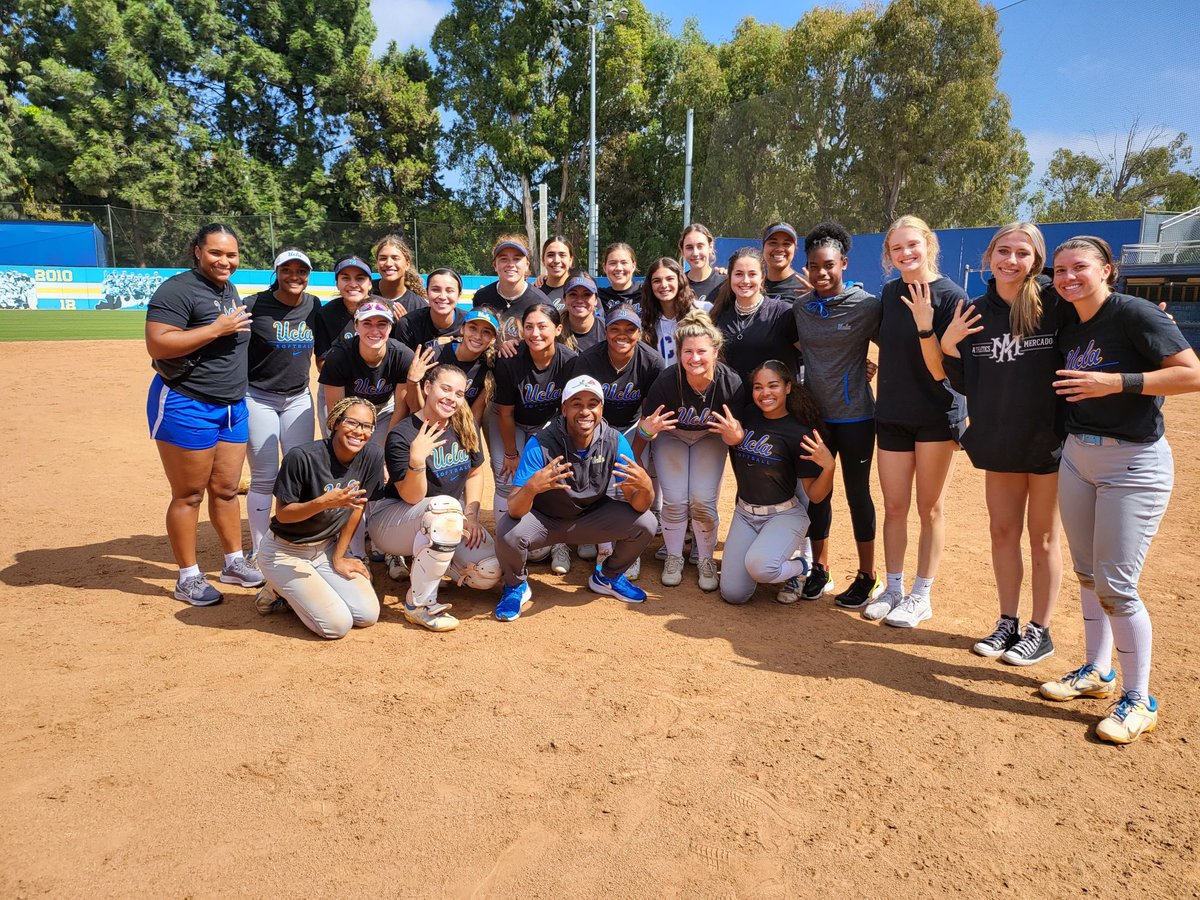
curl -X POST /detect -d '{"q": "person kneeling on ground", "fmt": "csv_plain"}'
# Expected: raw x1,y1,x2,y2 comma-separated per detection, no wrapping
495,375,657,620
367,364,502,632
255,398,384,639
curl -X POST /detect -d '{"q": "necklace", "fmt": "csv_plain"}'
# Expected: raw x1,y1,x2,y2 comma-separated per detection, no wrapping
735,295,764,316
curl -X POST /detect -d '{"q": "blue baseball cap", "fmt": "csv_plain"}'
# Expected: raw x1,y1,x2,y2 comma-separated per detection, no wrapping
334,256,372,276
492,240,529,258
761,223,798,243
463,308,500,334
605,305,642,330
563,274,598,295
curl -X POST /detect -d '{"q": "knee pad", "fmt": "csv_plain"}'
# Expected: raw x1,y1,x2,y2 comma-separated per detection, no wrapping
422,496,465,551
449,555,502,589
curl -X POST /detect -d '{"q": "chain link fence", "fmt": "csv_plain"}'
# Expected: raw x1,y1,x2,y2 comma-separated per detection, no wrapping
0,202,499,273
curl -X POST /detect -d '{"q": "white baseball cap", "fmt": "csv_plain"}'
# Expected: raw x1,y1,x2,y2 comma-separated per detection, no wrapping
273,249,312,269
562,374,605,404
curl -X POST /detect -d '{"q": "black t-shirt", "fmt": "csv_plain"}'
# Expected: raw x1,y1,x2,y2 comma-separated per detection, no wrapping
146,269,249,405
568,316,606,353
314,298,356,360
472,282,552,343
383,413,485,503
874,276,968,427
765,273,809,303
493,343,579,428
713,296,801,381
543,282,568,306
598,283,643,318
270,439,385,544
730,408,823,506
371,283,428,314
318,337,414,408
1058,293,1190,443
687,271,725,310
394,307,465,353
642,362,746,432
437,342,493,408
246,289,320,395
571,341,666,429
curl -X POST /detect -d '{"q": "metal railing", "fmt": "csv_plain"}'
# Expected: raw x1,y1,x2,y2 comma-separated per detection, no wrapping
1120,240,1200,266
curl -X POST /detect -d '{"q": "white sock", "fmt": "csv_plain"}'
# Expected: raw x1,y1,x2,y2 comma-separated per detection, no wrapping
247,491,273,555
1109,606,1153,699
886,571,904,595
780,559,808,582
223,550,244,567
661,518,687,557
911,575,934,599
802,537,813,566
179,564,200,580
1080,586,1114,674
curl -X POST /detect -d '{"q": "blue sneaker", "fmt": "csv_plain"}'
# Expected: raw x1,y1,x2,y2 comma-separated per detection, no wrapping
495,582,532,621
589,566,647,603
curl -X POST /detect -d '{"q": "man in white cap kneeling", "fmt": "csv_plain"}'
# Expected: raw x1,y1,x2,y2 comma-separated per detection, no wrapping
494,374,657,620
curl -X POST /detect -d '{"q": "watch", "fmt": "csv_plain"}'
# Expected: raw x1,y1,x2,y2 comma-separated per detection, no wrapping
917,328,935,339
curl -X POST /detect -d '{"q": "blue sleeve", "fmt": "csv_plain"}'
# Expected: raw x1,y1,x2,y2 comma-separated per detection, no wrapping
512,435,546,487
614,433,635,475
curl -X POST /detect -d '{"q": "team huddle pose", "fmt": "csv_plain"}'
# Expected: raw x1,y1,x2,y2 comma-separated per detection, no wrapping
144,216,1200,745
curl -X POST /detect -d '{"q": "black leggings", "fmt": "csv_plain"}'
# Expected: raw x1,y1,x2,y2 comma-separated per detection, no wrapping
808,419,876,543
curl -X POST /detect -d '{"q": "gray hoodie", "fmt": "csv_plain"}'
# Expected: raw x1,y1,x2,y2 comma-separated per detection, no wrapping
792,284,880,422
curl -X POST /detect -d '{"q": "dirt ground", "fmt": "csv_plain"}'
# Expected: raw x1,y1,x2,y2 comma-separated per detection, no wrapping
2,340,1199,898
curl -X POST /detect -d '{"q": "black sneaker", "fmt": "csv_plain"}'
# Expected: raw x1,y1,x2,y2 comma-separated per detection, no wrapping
834,571,882,609
973,616,1020,658
800,563,834,601
1002,623,1055,666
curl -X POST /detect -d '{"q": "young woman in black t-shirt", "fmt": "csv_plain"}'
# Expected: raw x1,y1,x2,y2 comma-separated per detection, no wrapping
640,310,745,591
560,271,605,351
709,360,835,605
244,249,321,557
760,222,811,302
255,397,384,639
407,307,499,426
145,223,264,606
314,256,374,436
864,215,966,630
372,233,427,316
679,224,724,311
393,267,465,353
599,242,643,316
471,235,552,345
537,235,575,305
640,257,696,367
708,247,801,382
367,365,501,632
1038,236,1200,744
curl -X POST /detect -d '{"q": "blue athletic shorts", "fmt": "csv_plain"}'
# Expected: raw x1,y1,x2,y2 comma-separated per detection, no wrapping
147,375,249,450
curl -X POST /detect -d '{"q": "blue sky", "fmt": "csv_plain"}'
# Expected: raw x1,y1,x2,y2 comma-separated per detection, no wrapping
372,0,1200,188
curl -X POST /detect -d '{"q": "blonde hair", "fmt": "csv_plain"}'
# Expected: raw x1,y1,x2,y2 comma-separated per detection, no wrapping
423,364,480,455
327,396,378,435
675,308,724,356
372,234,426,298
984,222,1047,341
882,215,941,279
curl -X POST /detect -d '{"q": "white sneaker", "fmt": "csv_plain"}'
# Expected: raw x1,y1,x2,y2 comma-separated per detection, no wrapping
550,543,571,575
386,554,409,581
697,557,719,592
625,556,641,581
885,592,932,628
578,544,598,560
863,587,903,621
661,555,685,587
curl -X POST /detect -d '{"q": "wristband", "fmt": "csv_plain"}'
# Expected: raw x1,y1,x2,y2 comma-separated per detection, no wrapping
504,452,519,460
917,328,935,339
637,424,657,441
409,465,426,473
1120,372,1144,394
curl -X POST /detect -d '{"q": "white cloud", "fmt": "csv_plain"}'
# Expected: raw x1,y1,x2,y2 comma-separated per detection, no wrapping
371,0,451,55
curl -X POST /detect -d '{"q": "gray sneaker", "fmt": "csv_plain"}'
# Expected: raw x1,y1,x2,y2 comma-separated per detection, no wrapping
255,585,288,616
550,543,571,575
175,575,223,606
863,587,903,621
220,556,266,588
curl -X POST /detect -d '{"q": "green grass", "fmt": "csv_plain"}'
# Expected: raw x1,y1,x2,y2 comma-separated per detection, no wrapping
0,310,147,341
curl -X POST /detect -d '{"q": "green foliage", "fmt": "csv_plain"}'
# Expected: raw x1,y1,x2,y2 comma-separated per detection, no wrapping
1030,126,1200,222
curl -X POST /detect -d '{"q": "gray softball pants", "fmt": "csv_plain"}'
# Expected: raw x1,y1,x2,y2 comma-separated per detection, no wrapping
1058,434,1173,617
485,407,539,512
246,387,316,495
719,501,811,605
258,531,380,639
652,429,726,558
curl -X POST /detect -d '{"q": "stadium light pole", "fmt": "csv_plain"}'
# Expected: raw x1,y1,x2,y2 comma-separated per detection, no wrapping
552,1,628,275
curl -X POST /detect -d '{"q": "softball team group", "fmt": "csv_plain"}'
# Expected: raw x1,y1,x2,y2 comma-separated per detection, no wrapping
145,217,1200,745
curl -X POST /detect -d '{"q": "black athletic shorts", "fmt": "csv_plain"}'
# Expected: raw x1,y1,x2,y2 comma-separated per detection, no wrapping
876,419,960,452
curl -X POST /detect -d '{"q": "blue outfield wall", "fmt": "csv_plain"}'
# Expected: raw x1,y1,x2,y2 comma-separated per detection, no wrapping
0,222,108,267
0,267,500,311
715,219,1142,297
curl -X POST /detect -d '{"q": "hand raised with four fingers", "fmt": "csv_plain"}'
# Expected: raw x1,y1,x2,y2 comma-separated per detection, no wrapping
706,404,745,445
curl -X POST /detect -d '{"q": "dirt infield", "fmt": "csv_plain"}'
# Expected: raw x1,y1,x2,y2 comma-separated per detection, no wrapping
2,340,1198,898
